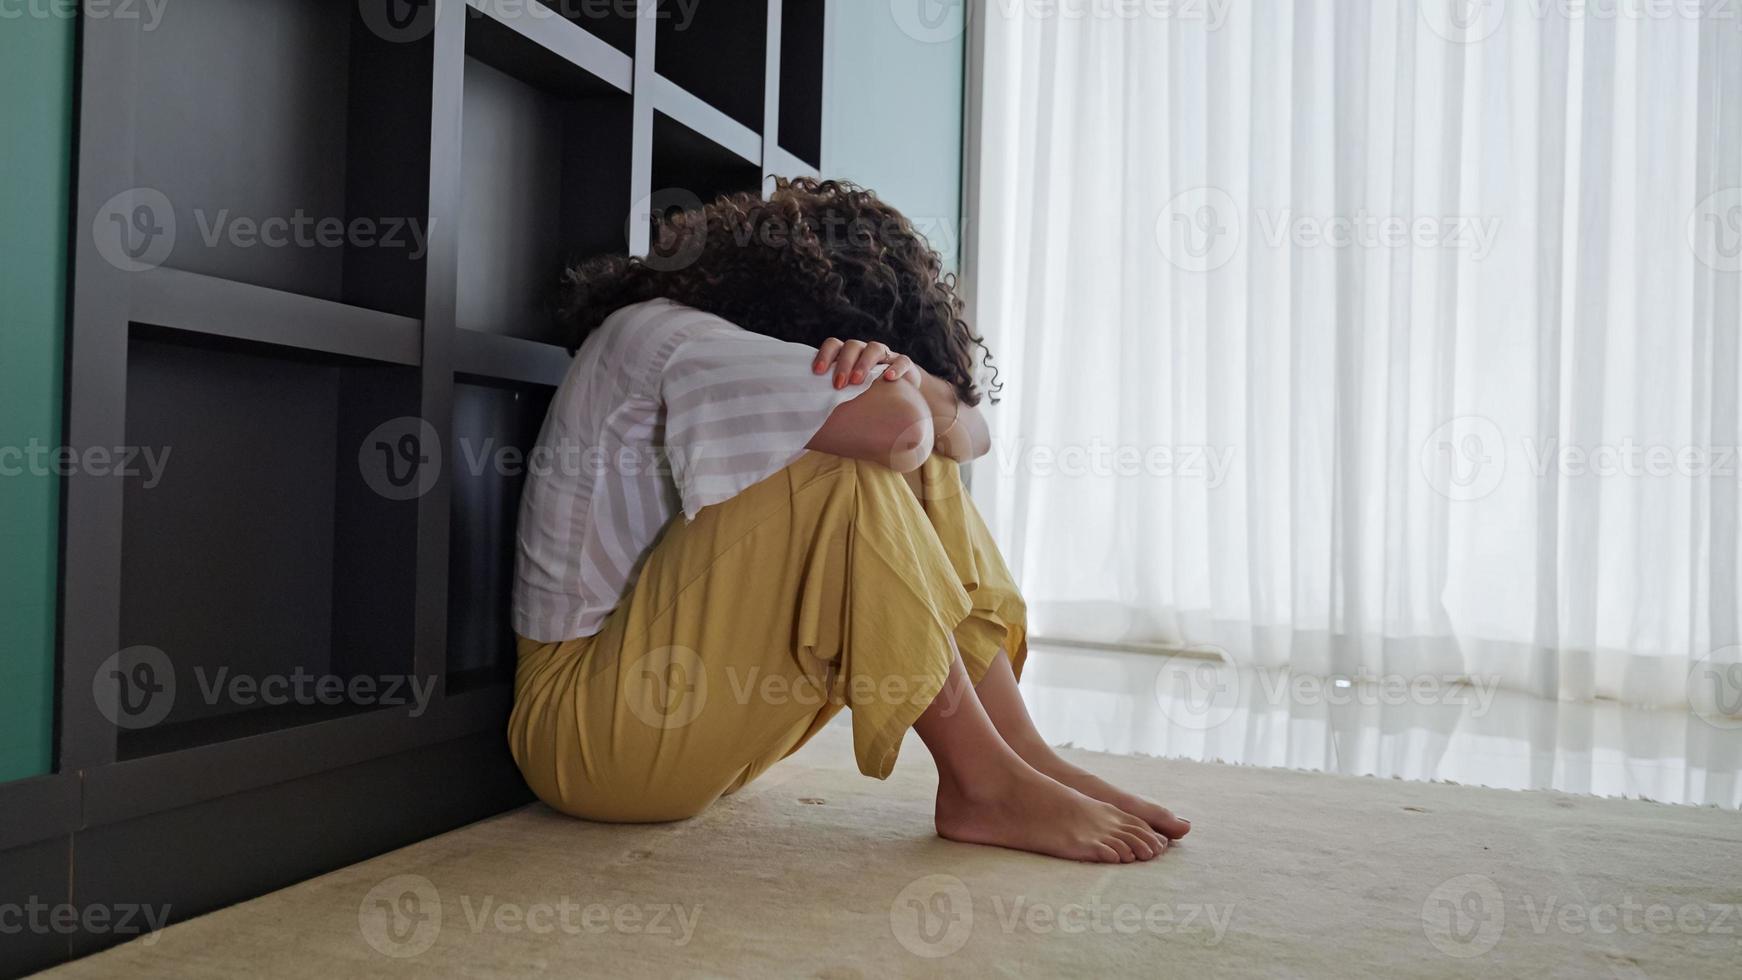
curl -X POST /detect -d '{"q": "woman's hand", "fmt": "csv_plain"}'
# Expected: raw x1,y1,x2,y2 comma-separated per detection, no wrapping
811,336,991,464
812,338,920,390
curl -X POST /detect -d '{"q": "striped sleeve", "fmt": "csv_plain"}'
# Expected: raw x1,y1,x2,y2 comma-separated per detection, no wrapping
659,324,887,520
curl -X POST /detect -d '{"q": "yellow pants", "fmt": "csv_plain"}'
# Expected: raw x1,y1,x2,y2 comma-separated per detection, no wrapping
508,452,1027,823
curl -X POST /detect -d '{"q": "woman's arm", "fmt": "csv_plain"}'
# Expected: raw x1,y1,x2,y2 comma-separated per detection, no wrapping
915,369,990,463
806,379,934,472
807,337,990,467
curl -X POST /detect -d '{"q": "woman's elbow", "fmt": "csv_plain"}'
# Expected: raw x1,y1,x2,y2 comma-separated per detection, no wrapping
882,389,935,472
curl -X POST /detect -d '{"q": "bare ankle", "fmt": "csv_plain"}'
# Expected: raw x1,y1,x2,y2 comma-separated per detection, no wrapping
938,753,1034,806
1008,737,1071,773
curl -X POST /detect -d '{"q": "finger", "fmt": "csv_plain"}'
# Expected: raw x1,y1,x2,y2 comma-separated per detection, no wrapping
814,338,844,374
834,341,866,388
849,342,889,385
881,354,916,382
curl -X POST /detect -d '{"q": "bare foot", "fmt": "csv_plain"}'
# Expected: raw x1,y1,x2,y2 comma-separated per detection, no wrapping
1029,756,1192,841
934,763,1167,863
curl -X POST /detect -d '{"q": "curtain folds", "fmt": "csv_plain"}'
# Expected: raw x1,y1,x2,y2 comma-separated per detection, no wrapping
968,0,1742,708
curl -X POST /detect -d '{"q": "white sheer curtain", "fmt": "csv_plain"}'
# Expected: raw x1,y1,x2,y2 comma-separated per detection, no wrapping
967,0,1742,708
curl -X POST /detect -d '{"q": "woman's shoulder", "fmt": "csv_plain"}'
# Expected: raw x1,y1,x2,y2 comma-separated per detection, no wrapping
591,298,743,359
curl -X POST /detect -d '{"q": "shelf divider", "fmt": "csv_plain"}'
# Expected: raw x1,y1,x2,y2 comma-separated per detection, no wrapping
650,72,765,165
455,327,573,387
465,0,634,94
128,267,423,365
765,145,821,182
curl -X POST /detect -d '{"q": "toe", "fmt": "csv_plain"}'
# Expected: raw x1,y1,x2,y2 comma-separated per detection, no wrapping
1092,842,1121,863
1106,835,1136,863
1128,821,1168,856
1114,829,1155,861
1147,804,1191,840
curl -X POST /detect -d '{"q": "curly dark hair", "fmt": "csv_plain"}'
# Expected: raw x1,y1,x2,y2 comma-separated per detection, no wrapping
558,177,999,405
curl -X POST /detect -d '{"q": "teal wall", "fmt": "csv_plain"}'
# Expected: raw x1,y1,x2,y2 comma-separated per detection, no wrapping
0,12,74,782
823,2,965,269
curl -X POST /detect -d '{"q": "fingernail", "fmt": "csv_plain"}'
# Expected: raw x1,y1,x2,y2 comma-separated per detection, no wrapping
851,371,864,383
834,376,844,389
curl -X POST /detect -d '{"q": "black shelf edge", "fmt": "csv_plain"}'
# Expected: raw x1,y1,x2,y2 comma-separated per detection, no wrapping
80,684,513,829
466,0,633,94
130,267,423,366
67,731,532,966
651,72,764,165
455,328,572,388
0,773,81,852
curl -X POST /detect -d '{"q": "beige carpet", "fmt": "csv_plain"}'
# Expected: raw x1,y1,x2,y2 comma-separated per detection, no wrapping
42,722,1742,978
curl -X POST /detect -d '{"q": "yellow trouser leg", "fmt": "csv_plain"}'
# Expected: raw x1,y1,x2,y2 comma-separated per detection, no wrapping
509,452,1030,823
903,454,1029,684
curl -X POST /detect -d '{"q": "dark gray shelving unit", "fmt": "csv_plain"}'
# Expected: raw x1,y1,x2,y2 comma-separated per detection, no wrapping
0,1,829,975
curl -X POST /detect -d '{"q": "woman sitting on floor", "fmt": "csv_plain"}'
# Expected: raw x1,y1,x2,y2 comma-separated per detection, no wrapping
508,178,1191,863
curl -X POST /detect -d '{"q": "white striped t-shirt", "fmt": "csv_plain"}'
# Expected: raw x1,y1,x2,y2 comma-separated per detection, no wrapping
512,298,888,643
